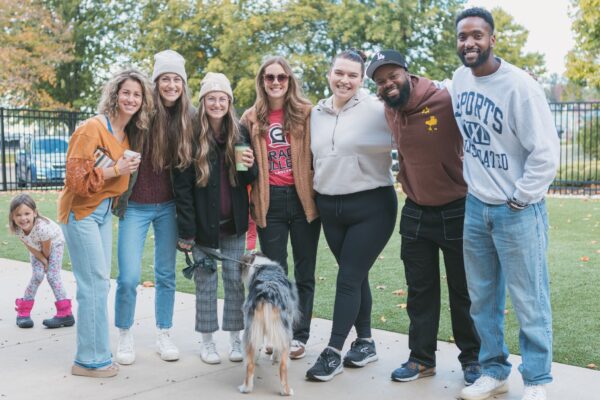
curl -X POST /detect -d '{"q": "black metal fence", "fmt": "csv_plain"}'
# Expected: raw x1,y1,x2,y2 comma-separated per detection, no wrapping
0,108,92,191
550,102,600,195
1,103,599,194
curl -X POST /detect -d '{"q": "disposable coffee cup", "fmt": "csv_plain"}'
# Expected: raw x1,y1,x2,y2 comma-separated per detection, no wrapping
124,150,141,160
235,145,249,171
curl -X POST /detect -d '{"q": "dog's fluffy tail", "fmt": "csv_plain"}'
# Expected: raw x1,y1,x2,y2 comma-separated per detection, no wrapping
246,301,291,353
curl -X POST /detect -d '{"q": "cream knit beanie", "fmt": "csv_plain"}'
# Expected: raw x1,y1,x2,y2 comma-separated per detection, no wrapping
199,72,233,101
152,50,187,83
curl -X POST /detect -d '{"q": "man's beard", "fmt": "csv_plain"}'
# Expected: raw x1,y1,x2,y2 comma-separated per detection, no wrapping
380,80,411,110
458,46,491,69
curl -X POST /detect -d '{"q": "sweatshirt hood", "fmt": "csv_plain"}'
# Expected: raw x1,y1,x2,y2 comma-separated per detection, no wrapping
315,88,372,115
385,75,441,130
403,75,439,114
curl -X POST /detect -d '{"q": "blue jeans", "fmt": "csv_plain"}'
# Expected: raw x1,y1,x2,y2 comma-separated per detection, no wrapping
61,198,113,368
463,194,552,385
115,201,177,329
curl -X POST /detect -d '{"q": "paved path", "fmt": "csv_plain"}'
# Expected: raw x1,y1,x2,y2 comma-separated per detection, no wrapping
0,258,598,399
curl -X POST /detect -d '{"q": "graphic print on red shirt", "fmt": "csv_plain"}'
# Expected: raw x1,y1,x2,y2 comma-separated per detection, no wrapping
266,109,294,186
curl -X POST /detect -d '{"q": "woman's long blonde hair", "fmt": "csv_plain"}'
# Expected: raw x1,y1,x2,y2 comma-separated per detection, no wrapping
193,97,240,187
150,83,194,171
253,56,312,136
97,69,154,153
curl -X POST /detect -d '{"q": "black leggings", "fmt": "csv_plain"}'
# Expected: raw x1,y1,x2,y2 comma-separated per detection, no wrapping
316,186,397,350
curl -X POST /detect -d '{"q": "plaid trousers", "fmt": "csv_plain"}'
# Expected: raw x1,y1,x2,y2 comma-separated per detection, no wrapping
193,234,245,333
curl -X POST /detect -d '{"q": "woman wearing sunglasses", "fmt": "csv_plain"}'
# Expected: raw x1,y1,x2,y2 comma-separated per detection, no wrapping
306,49,397,382
241,56,320,360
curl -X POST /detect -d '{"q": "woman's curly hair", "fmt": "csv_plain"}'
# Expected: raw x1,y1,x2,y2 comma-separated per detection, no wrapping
97,68,154,153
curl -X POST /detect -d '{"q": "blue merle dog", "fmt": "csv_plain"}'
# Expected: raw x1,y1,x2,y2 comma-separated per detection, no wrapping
238,252,300,396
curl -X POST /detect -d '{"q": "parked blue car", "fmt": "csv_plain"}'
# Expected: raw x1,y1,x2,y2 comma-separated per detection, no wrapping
16,137,69,187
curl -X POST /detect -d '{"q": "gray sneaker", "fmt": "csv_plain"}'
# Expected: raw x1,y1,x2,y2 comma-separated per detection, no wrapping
306,348,343,382
343,338,378,368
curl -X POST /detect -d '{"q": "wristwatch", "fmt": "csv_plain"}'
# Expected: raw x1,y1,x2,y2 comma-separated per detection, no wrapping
507,197,528,211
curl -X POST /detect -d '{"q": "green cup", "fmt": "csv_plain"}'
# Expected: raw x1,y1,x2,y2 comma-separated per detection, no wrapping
235,145,249,171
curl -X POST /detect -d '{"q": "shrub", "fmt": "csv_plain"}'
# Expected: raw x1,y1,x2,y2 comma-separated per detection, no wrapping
578,117,600,159
554,161,600,186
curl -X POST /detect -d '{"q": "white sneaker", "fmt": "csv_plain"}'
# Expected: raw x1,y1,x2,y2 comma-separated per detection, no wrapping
157,329,179,361
116,329,135,365
460,375,509,400
200,341,221,364
229,338,243,362
290,339,306,359
522,385,547,400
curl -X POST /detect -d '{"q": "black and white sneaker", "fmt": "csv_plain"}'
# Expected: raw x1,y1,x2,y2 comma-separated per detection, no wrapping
306,347,343,382
343,338,378,367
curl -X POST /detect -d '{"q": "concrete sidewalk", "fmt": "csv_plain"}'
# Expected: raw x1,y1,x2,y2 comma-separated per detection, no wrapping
0,258,597,399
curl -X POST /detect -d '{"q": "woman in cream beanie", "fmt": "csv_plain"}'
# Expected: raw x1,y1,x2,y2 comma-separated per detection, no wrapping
173,72,256,364
114,49,194,366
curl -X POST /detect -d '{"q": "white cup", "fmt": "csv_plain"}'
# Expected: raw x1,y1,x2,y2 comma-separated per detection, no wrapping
124,150,141,160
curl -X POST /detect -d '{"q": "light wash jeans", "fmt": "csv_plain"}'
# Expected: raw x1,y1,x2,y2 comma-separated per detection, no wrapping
463,194,553,385
61,198,113,368
115,200,177,330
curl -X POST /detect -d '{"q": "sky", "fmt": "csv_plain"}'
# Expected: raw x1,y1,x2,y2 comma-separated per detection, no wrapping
466,0,574,76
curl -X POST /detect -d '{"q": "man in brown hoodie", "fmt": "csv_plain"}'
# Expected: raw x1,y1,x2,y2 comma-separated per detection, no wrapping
366,50,480,385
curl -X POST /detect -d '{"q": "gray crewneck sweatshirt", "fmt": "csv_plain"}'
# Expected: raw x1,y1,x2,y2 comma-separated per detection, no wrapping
450,59,559,204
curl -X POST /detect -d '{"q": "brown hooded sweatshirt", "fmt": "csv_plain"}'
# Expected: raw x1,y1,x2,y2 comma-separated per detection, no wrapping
385,75,467,206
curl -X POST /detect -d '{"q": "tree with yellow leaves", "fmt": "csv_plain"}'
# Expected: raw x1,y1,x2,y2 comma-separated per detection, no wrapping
0,0,73,108
565,0,600,88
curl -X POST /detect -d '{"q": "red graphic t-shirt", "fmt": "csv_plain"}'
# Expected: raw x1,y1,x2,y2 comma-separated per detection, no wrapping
265,109,294,186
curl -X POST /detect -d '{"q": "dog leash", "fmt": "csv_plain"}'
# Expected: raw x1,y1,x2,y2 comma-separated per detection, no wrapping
180,245,250,280
198,245,251,266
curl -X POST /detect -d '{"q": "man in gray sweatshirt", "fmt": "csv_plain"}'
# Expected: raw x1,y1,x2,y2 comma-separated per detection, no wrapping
451,7,559,400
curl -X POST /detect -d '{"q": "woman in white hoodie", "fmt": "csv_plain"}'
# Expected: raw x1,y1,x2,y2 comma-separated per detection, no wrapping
306,49,397,382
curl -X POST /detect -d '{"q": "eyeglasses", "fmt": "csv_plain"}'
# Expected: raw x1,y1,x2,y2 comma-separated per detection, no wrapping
263,74,289,83
205,96,229,105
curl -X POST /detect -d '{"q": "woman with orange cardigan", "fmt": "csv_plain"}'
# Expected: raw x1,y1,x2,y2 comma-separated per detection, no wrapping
241,56,320,359
58,69,153,378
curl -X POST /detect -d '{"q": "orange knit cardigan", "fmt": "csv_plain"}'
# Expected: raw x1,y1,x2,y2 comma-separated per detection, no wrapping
57,118,130,223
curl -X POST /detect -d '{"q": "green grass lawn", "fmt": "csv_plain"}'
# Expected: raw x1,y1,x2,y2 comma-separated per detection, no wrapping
1,190,599,369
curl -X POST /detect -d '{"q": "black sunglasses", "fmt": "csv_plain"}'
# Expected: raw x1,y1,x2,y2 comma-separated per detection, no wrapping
263,74,289,83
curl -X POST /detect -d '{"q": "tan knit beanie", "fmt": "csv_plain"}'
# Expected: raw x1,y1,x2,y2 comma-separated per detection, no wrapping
199,72,233,101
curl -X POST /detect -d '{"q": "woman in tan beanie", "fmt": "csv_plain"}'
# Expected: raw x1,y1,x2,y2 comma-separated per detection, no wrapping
241,56,320,360
113,49,194,366
173,72,256,364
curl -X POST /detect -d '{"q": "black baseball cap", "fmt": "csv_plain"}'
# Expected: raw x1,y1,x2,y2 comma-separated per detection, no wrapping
366,50,409,79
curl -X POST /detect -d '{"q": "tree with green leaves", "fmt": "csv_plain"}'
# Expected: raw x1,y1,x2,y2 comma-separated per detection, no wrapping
490,7,546,77
42,0,142,110
565,0,599,88
128,0,468,108
0,0,73,108
127,0,262,107
2,0,552,110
